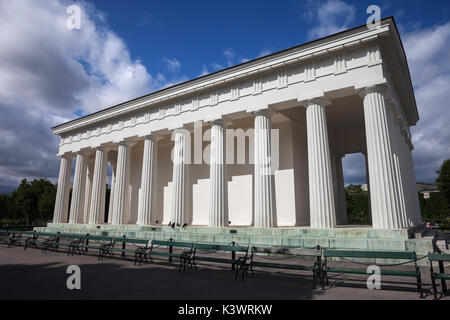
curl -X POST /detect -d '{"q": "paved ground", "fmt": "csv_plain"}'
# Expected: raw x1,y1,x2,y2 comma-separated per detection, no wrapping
0,245,448,300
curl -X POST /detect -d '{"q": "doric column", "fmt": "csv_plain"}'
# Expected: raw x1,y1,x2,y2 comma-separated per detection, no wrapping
363,152,372,219
107,160,116,224
401,137,422,225
111,141,133,225
53,154,73,223
306,98,336,229
209,120,228,227
83,159,94,224
360,85,403,229
137,135,160,226
68,152,87,224
387,106,410,228
335,154,348,225
88,147,108,224
253,109,276,228
171,128,188,225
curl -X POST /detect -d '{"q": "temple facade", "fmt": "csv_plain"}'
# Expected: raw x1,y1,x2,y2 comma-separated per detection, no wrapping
51,18,422,231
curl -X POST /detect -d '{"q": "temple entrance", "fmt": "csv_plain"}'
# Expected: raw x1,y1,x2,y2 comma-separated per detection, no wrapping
342,153,371,226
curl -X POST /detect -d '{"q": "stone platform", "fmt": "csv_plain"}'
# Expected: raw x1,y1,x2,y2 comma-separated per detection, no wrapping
35,223,434,265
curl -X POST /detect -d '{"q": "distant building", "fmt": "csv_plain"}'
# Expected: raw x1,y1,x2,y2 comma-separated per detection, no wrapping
416,182,439,199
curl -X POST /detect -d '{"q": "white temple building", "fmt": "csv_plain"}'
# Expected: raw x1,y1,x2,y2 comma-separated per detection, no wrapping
50,17,422,234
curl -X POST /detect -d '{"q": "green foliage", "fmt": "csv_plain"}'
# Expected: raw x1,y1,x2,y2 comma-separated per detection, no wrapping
436,159,450,204
419,192,450,225
0,178,57,225
345,184,371,225
419,159,450,225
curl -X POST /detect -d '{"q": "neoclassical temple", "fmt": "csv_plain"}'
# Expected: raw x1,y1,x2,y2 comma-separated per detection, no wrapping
51,17,422,232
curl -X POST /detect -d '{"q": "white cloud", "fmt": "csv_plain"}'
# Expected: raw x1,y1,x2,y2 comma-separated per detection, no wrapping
0,0,173,192
303,0,356,39
403,22,450,182
162,57,181,73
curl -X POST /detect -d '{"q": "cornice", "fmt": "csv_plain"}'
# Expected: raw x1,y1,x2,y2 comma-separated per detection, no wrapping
52,20,394,136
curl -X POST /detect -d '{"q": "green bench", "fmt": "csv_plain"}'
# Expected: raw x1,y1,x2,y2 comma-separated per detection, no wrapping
242,246,322,286
7,231,24,247
323,249,423,297
24,232,59,252
189,242,249,278
0,229,9,244
99,236,150,264
137,239,194,271
51,233,86,255
428,252,450,299
77,234,115,260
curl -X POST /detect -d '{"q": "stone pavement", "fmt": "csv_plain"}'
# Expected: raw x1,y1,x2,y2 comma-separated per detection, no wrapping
0,245,448,300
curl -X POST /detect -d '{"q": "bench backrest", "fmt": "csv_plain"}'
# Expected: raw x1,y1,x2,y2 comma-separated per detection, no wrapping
194,243,248,252
428,252,450,262
152,240,193,248
21,231,37,236
57,234,84,240
35,232,57,238
251,246,322,257
324,249,417,260
85,235,112,242
112,237,149,246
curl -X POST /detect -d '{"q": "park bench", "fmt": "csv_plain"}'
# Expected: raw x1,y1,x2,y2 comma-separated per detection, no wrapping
99,236,150,264
137,239,194,271
77,234,115,260
322,249,424,297
24,232,59,252
49,233,86,256
428,252,450,299
189,242,249,277
0,229,9,244
238,246,322,286
7,230,24,247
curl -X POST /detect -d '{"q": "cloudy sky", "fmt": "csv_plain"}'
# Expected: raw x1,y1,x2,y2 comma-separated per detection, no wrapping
0,0,449,193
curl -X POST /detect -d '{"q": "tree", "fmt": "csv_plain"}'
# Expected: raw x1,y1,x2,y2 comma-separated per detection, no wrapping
3,178,57,225
436,159,450,204
345,184,371,225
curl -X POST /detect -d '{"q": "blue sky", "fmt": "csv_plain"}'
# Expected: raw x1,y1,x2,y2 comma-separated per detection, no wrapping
88,0,449,88
0,0,449,193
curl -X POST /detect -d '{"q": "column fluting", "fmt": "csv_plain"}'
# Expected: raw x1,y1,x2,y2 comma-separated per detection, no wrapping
209,120,228,227
253,109,276,228
138,136,159,226
306,98,336,229
88,147,108,224
111,142,133,225
53,155,73,223
69,152,87,224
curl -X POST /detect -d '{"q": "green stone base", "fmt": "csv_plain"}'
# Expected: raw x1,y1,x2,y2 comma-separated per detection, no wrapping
35,223,434,266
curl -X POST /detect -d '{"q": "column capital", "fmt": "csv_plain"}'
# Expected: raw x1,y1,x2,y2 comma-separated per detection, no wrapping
93,145,110,152
298,91,331,109
59,152,75,160
357,84,387,98
304,97,331,109
116,140,137,149
143,134,163,142
204,114,232,127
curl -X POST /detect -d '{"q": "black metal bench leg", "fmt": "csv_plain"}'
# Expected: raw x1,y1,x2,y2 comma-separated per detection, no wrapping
234,263,240,280
416,270,424,298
